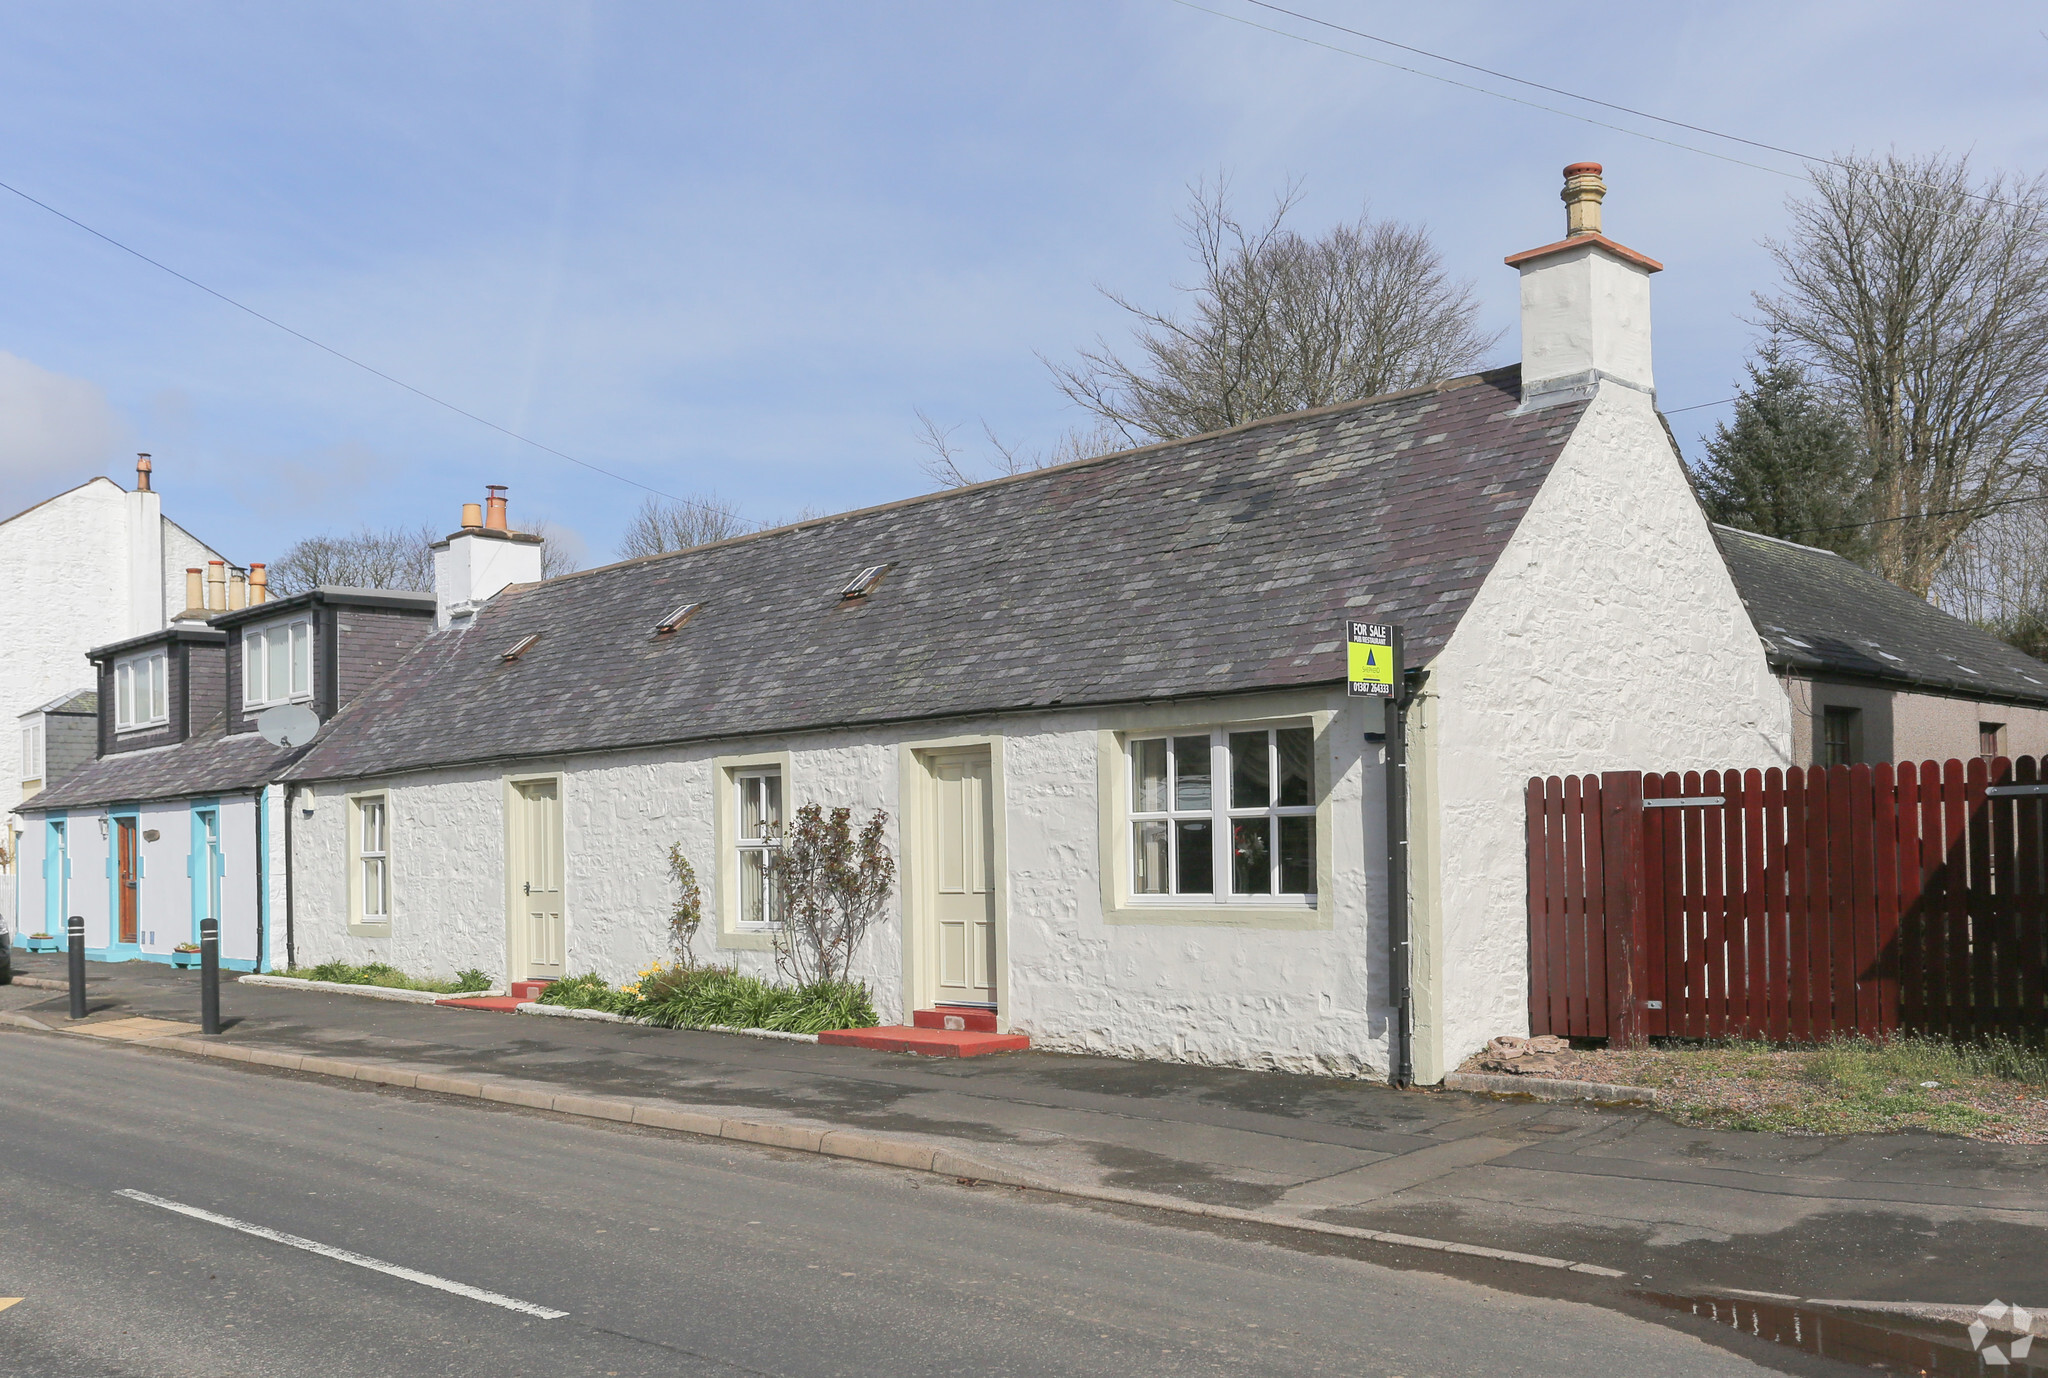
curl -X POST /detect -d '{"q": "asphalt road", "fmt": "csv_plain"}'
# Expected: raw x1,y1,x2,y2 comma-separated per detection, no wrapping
0,1031,1802,1378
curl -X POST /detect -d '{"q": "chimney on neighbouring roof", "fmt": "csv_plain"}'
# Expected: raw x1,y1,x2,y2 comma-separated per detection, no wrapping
227,567,247,610
206,560,227,610
249,563,268,605
1505,162,1662,404
431,485,544,629
135,453,153,492
185,568,203,611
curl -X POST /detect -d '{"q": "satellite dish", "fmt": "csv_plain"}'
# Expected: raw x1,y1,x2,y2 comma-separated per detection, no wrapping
258,703,321,749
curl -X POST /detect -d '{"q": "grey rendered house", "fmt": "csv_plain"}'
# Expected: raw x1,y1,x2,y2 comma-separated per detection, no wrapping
1716,526,2048,765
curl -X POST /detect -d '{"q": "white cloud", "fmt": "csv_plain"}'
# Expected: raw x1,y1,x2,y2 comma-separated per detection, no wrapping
0,351,128,518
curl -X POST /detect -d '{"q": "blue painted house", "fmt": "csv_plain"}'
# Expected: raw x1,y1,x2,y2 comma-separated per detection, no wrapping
13,585,435,970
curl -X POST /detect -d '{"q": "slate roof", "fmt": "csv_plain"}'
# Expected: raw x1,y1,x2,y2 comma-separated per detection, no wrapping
23,729,305,812
1714,525,2048,707
284,367,1586,784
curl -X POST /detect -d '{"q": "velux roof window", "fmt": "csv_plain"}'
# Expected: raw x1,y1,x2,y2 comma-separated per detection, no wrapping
653,602,701,634
840,565,891,599
500,633,540,662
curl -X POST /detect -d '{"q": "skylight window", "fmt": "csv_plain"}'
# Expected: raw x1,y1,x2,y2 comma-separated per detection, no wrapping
653,602,701,634
501,633,540,662
840,565,891,599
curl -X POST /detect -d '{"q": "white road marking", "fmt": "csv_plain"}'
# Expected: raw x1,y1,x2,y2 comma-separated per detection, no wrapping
115,1190,567,1319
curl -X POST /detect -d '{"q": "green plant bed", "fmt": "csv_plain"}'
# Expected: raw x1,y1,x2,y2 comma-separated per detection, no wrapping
282,961,492,995
538,964,878,1034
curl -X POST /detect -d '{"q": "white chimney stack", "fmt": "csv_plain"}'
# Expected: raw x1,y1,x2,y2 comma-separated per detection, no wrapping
1506,163,1661,404
431,485,545,628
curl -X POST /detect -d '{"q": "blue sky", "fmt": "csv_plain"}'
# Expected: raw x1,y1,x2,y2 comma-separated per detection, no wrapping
0,3,2041,570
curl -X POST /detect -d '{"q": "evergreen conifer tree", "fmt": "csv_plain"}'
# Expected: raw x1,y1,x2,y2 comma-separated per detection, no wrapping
1695,341,1869,563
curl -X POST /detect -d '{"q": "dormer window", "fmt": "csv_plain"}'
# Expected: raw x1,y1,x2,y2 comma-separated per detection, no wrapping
115,651,168,732
244,617,313,709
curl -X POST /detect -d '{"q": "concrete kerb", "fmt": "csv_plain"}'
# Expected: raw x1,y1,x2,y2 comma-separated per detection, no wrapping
1441,1071,1658,1106
16,1019,1631,1282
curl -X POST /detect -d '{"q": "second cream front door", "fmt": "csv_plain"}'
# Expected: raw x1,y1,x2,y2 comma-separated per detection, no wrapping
928,750,996,1007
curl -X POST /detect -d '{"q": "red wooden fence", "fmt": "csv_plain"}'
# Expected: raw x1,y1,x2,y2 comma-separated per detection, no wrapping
1527,757,2048,1045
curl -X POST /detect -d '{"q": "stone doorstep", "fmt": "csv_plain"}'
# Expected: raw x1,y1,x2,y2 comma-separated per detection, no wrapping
73,1026,1624,1281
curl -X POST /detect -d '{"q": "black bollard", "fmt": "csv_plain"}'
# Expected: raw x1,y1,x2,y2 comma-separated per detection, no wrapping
200,918,220,1036
67,916,86,1020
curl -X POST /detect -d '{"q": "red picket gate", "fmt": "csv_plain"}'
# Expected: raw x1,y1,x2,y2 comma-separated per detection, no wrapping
1526,757,2048,1045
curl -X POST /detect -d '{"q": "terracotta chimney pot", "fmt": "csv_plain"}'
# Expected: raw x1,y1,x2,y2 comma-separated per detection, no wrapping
205,560,227,611
249,563,268,605
184,567,203,611
1561,162,1606,237
484,485,509,532
135,453,153,492
227,567,247,610
461,501,484,529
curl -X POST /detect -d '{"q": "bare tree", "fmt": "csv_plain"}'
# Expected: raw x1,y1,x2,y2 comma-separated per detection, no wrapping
913,409,1125,489
617,493,750,559
270,519,577,593
523,517,583,578
1931,491,2048,658
1755,151,2048,596
1045,179,1499,443
267,524,439,594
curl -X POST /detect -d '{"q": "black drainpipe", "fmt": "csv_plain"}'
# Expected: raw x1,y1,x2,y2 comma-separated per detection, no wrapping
1385,655,1413,1089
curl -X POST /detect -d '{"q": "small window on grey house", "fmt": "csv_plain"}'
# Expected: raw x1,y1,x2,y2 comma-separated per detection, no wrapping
1822,707,1860,767
1980,722,2007,758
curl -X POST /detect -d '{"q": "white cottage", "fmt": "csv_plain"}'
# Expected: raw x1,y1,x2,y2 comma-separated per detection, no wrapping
12,585,438,970
2,456,227,931
274,166,1802,1080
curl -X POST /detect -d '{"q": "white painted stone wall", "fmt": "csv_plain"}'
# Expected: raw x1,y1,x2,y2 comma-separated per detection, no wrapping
1422,381,1794,1076
291,688,1397,1077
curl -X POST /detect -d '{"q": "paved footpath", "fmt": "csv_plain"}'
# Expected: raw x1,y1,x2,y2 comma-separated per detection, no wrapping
7,956,2044,1315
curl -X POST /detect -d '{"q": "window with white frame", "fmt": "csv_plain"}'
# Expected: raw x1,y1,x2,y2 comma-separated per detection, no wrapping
243,617,313,709
734,768,782,926
352,795,389,924
20,722,43,783
114,651,169,732
1128,725,1316,901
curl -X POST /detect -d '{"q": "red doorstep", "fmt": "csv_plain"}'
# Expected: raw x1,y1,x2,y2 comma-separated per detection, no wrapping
912,1007,998,1033
437,995,526,1012
818,1024,1030,1057
509,980,555,1001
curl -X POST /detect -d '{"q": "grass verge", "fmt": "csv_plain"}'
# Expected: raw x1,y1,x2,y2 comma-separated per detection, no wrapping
281,961,492,995
1527,1034,2048,1142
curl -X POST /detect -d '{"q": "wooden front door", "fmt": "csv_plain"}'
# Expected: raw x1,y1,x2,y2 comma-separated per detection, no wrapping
513,780,565,980
115,816,140,945
929,751,997,1008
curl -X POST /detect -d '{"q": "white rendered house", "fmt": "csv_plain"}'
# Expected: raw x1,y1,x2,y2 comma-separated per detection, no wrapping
274,166,1810,1081
2,456,226,932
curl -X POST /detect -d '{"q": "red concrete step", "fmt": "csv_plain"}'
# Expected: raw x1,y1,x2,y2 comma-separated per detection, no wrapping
437,995,525,1012
818,1024,1029,1057
509,980,555,1002
912,1007,998,1033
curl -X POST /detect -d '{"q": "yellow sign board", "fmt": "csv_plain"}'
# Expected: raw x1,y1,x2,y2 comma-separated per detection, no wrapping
1346,621,1398,699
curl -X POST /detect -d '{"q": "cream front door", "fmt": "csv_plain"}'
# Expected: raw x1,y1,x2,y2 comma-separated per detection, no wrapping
928,751,997,1007
513,779,565,980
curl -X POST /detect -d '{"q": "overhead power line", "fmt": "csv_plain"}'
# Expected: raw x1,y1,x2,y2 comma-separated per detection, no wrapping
1786,489,2048,539
1664,397,1737,415
1171,0,2024,211
0,174,715,512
